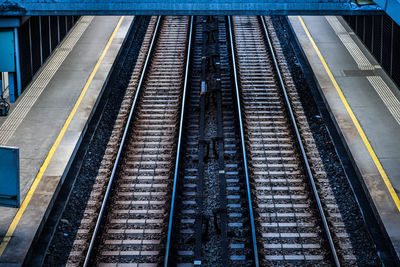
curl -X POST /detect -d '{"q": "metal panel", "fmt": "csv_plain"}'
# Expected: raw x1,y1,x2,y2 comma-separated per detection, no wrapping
393,21,400,86
371,0,400,25
382,15,392,73
19,19,32,89
30,16,41,74
384,0,400,25
59,15,66,40
50,16,58,51
364,15,373,50
0,146,19,207
40,16,50,63
0,1,382,16
373,15,383,63
0,30,15,72
0,17,21,27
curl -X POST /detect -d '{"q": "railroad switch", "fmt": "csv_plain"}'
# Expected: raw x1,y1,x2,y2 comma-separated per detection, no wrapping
203,214,210,241
213,208,227,234
194,213,210,242
200,80,207,95
199,139,210,162
211,136,224,159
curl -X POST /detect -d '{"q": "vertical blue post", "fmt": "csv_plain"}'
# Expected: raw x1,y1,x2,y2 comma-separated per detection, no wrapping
8,72,15,102
14,27,21,97
0,75,3,99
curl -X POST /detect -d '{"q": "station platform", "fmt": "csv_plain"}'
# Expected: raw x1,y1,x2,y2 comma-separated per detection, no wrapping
289,15,400,261
0,15,134,265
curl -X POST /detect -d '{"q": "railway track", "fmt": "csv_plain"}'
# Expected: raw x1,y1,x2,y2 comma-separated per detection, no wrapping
165,16,257,266
65,16,158,266
79,16,191,266
65,15,367,266
229,15,343,266
262,16,359,265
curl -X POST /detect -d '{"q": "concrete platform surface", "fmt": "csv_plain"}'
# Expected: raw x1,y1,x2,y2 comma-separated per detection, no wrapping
0,15,134,265
289,15,400,261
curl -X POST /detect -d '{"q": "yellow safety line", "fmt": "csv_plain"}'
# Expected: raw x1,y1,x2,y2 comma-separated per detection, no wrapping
298,16,400,212
0,16,125,256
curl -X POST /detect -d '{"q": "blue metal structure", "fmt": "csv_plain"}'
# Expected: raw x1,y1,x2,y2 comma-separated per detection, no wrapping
0,15,79,103
0,17,22,102
0,0,384,103
0,146,19,207
0,0,381,15
0,30,15,71
374,0,400,25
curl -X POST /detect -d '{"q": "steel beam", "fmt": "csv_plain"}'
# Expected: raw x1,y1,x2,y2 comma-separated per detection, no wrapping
0,1,382,16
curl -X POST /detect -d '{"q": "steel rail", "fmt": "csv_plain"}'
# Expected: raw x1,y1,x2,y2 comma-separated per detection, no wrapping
164,15,194,266
259,15,341,267
194,21,207,265
214,17,228,266
82,16,162,267
227,15,260,267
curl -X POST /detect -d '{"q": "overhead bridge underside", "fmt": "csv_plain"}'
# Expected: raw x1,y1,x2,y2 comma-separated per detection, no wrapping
0,0,381,16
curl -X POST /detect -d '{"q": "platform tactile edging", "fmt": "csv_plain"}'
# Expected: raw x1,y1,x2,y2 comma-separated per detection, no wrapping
325,16,400,128
367,76,400,126
325,16,374,71
0,16,94,145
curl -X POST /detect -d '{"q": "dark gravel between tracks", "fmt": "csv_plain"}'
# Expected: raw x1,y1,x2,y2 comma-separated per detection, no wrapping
43,17,151,266
270,16,380,265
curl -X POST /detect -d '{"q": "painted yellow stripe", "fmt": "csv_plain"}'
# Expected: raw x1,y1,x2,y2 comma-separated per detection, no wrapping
0,16,125,256
298,16,400,212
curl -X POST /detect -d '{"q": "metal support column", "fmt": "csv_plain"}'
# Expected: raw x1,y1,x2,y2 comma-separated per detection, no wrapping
14,27,21,97
0,75,3,103
0,26,18,103
8,72,15,102
0,75,10,116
